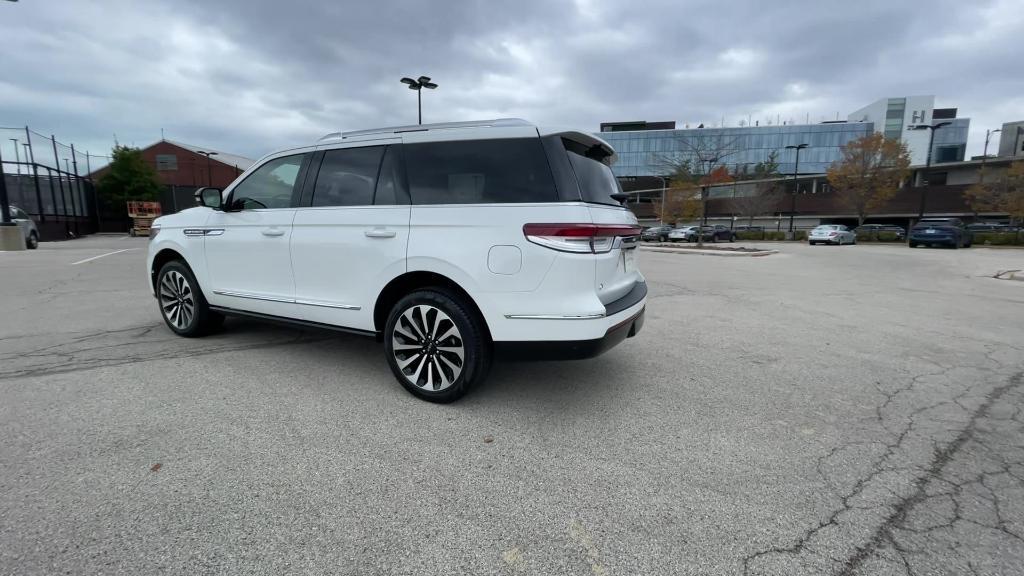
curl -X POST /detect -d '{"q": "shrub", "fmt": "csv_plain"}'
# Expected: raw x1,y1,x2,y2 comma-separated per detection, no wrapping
973,232,1023,246
793,230,808,241
856,231,903,242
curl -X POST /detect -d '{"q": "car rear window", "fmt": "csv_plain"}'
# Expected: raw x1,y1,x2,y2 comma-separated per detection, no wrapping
562,138,623,206
403,138,557,204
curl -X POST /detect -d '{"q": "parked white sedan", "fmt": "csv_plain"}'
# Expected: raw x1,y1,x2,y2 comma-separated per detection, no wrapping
808,224,856,245
667,226,699,242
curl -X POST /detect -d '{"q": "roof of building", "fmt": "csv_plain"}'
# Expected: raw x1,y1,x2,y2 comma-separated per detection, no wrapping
162,140,255,170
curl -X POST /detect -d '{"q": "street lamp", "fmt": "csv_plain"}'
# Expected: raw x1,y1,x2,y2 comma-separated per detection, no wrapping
655,176,667,225
785,143,808,233
980,128,1002,186
909,121,952,218
196,151,218,187
400,75,438,125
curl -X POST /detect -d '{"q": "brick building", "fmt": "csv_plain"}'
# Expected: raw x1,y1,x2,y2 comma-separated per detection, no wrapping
89,139,254,189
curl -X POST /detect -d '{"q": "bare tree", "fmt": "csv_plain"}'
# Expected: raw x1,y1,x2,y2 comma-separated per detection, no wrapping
655,133,741,246
731,181,782,228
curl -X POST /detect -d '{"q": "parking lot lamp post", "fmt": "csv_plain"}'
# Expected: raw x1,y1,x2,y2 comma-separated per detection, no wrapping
400,76,438,125
910,121,951,218
656,176,667,224
196,151,218,187
785,143,808,232
981,128,1001,186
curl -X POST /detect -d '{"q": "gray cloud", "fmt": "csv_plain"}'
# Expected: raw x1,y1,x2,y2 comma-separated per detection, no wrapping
1,0,1021,162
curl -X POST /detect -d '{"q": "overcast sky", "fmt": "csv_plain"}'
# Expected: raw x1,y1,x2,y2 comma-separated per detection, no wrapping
2,0,1021,163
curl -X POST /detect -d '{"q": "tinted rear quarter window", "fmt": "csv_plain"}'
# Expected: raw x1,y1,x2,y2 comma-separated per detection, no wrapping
563,138,622,206
403,138,556,204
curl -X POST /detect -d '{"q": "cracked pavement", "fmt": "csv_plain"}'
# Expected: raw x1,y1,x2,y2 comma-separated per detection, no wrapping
1,236,1023,575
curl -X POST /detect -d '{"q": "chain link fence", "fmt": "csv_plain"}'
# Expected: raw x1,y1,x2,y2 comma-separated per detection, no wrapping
0,126,105,239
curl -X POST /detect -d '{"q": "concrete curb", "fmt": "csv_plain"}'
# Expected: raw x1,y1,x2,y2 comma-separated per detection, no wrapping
640,245,778,257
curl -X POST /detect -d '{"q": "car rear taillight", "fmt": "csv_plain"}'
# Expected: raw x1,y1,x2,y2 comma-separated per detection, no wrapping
523,223,641,254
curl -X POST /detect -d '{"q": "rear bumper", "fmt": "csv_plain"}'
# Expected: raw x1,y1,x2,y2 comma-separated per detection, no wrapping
910,235,956,244
495,306,645,360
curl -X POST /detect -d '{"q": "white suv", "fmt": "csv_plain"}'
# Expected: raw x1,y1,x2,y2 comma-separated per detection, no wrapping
146,119,646,402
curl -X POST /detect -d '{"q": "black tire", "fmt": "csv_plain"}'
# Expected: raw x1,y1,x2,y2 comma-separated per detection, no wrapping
384,288,491,403
909,242,917,248
729,234,736,242
26,231,38,249
156,260,223,337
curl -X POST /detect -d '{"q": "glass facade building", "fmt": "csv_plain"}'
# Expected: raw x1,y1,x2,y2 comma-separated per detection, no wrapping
595,122,875,177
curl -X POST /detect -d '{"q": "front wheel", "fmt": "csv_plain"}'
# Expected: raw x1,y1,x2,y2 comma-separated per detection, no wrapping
26,231,38,249
385,289,491,403
156,261,223,337
729,235,736,243
909,242,917,248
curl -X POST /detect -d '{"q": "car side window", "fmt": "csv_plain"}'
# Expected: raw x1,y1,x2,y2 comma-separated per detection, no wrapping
231,154,307,209
311,146,385,207
373,146,405,206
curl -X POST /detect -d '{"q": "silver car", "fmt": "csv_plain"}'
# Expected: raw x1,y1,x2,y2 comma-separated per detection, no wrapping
8,206,39,249
808,224,856,246
667,226,699,242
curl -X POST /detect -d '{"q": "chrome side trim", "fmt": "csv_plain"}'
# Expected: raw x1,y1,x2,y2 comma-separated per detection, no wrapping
504,313,605,320
184,228,225,237
295,299,360,310
212,290,293,304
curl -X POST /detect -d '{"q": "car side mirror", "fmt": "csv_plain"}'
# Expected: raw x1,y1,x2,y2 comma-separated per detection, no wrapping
195,187,223,209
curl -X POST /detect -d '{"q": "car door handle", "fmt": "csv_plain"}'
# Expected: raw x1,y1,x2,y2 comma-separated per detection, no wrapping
364,229,396,239
261,228,286,237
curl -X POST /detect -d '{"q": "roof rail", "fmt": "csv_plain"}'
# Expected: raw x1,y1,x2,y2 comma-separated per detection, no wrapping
318,118,533,141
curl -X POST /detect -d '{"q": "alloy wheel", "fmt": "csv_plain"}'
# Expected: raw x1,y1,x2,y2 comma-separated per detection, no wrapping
159,270,195,330
391,304,464,392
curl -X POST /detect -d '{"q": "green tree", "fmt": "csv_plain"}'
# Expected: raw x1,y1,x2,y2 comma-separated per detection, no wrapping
826,133,911,226
97,145,161,207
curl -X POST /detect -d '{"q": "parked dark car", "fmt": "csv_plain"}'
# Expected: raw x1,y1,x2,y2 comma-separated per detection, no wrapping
642,225,674,242
966,222,1014,232
909,218,972,248
699,224,737,242
854,223,905,240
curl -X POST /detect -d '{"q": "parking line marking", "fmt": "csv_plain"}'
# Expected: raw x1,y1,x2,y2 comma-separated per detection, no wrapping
70,248,136,265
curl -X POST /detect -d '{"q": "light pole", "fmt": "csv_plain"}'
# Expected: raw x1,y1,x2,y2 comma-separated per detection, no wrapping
785,143,808,233
981,128,1001,186
909,121,952,218
196,151,218,187
0,145,12,225
400,76,438,125
656,176,667,224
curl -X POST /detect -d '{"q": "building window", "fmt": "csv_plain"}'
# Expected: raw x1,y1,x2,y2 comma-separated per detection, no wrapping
927,172,948,186
155,154,178,171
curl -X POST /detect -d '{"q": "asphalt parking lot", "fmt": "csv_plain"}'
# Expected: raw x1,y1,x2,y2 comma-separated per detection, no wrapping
2,236,1023,576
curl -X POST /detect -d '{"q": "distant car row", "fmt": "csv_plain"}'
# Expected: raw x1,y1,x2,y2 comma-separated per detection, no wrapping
643,217,1005,249
642,225,737,243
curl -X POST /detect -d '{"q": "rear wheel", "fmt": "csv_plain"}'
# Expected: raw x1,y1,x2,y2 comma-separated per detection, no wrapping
909,242,917,248
156,260,223,337
26,231,38,249
384,289,491,403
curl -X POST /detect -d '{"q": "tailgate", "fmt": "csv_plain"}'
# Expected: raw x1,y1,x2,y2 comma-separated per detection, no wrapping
589,204,643,306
